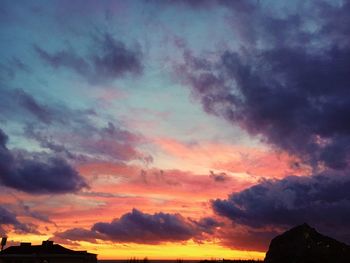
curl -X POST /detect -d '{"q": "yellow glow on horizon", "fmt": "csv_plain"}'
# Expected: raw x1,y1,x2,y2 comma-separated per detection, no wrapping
74,240,265,260
7,233,51,244
7,234,265,260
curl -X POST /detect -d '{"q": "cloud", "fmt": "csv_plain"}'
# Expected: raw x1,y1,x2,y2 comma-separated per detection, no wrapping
24,120,148,164
54,228,103,244
16,89,53,124
0,88,57,125
209,171,230,182
216,226,279,251
0,56,31,82
193,216,223,234
18,201,53,224
35,32,142,84
212,172,350,243
155,137,309,179
0,128,87,194
0,87,150,164
152,0,256,12
34,44,90,77
0,205,38,235
54,209,220,244
92,209,203,243
179,0,350,171
166,0,350,249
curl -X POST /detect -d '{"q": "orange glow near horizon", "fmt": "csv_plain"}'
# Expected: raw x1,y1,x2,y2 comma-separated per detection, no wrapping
0,138,312,261
6,233,265,260
1,147,308,261
1,147,310,261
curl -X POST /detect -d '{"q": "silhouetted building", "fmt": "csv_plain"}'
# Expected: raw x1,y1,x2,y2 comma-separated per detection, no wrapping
264,223,350,263
0,240,97,263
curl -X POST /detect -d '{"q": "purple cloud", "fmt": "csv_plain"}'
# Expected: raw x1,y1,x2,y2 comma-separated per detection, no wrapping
54,209,220,244
54,228,103,244
152,0,256,12
0,205,38,235
179,0,350,170
92,209,201,243
34,45,90,77
0,128,87,194
0,56,30,82
0,88,150,164
0,89,56,125
16,89,53,124
35,32,142,84
209,171,230,182
24,120,147,164
212,172,350,244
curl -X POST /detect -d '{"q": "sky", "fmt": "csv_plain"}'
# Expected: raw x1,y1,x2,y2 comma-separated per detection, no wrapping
0,0,350,260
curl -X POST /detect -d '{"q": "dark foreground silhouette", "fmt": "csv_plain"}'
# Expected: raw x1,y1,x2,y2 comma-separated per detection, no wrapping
264,223,350,263
0,240,97,263
199,260,261,263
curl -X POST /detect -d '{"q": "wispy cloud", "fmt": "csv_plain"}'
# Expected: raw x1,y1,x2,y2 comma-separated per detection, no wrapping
35,32,143,84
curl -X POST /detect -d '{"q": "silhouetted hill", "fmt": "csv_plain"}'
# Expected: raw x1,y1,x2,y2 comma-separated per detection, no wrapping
264,223,350,263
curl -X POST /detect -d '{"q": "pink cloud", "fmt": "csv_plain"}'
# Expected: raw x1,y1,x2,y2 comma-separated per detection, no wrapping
154,137,311,178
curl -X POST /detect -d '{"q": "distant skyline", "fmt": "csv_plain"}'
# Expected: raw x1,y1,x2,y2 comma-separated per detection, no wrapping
0,0,350,260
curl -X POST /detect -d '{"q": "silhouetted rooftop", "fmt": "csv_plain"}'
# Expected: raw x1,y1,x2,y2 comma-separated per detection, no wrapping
0,241,95,256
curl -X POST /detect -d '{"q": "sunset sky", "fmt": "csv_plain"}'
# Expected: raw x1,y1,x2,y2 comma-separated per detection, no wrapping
1,0,350,260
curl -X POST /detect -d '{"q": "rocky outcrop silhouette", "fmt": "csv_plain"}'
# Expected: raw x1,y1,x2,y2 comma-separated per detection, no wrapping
264,223,350,263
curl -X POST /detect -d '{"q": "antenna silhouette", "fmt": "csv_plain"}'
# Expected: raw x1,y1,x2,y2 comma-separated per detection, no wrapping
1,237,7,251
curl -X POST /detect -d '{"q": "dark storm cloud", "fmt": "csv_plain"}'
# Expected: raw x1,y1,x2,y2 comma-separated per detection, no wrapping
0,128,87,194
212,172,350,243
54,209,220,244
180,0,350,170
35,32,142,84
